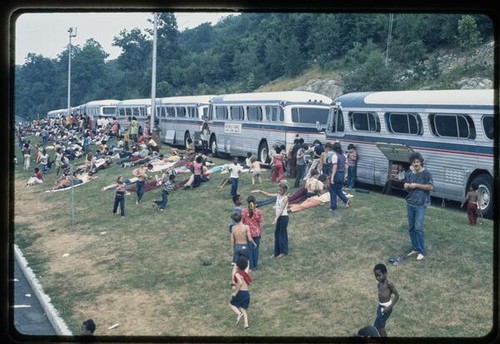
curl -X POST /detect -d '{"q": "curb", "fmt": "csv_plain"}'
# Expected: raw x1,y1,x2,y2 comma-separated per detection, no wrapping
14,244,73,335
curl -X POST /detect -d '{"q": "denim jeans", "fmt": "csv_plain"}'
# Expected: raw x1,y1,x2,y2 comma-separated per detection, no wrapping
155,190,168,210
347,165,357,188
230,177,239,196
329,181,348,210
249,236,261,270
136,180,145,202
407,204,427,254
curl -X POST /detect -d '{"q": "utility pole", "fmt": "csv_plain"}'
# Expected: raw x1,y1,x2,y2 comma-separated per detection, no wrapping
150,12,158,137
68,27,77,226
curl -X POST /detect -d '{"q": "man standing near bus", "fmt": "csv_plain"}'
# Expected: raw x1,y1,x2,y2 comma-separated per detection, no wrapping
404,152,433,261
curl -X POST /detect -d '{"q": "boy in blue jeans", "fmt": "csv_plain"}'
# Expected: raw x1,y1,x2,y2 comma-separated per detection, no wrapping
228,157,243,197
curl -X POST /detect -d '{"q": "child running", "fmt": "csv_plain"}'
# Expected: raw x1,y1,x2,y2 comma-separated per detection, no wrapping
373,263,399,337
248,156,262,185
153,173,175,211
229,254,253,330
461,182,480,225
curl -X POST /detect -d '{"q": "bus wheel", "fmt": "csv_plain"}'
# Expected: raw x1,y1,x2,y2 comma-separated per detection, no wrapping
258,142,269,163
184,133,191,150
472,174,493,219
210,136,218,157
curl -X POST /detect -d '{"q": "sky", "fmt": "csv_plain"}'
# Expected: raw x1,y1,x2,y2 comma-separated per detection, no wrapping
14,12,236,65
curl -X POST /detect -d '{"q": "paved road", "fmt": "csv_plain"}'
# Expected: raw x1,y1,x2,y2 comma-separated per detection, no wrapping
11,258,56,336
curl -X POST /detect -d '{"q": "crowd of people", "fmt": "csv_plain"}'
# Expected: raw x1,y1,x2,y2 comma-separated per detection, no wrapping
17,116,441,336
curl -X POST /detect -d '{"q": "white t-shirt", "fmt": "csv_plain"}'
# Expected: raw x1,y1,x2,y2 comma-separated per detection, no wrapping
228,163,242,178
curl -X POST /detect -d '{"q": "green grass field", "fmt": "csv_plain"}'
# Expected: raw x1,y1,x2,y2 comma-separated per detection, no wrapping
13,136,495,339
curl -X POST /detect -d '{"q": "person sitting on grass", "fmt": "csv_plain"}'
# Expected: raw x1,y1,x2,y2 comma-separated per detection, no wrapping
26,167,44,186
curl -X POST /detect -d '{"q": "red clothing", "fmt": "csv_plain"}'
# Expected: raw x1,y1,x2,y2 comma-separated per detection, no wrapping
234,270,252,285
467,201,478,225
34,170,43,181
272,154,284,182
241,208,263,238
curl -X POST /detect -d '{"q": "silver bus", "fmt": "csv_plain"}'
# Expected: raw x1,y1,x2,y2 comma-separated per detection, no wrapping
116,98,157,134
157,95,215,148
325,89,495,218
207,91,333,162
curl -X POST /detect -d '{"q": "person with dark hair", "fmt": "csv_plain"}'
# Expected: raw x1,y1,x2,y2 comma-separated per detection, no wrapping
461,182,480,225
227,157,243,196
230,211,257,265
329,142,351,213
373,263,399,337
153,173,176,212
132,163,152,205
294,143,309,188
229,254,253,330
271,146,285,183
356,325,380,338
200,120,211,156
228,194,243,234
26,167,44,186
81,318,96,335
241,195,264,270
404,152,433,261
112,176,126,217
346,143,358,189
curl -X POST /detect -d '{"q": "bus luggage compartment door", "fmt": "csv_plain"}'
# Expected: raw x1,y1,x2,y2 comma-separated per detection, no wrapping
376,143,414,163
377,143,414,192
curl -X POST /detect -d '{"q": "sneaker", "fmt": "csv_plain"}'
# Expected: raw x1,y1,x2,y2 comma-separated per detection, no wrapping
416,253,425,261
407,250,418,257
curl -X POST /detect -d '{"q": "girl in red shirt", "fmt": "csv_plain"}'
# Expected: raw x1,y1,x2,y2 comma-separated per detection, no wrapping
241,195,264,270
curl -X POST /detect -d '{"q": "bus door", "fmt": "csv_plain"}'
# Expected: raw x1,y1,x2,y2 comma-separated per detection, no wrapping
376,143,413,194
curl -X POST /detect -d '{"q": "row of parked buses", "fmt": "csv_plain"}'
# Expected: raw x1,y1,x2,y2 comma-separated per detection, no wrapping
46,89,495,218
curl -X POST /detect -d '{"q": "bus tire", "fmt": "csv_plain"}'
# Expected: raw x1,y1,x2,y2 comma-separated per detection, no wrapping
258,142,270,163
471,174,493,219
210,136,218,157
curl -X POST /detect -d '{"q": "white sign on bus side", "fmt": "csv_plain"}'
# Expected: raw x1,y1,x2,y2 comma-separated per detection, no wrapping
224,123,242,134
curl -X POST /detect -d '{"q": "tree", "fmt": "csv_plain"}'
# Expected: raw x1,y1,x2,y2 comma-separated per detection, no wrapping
456,15,482,70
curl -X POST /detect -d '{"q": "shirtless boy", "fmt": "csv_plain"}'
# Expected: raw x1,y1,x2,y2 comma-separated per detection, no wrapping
373,263,399,337
230,212,257,264
461,181,481,225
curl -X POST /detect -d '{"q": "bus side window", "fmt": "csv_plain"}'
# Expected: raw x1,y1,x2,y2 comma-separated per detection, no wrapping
351,112,379,132
247,106,262,122
230,106,244,121
483,115,494,140
430,114,475,139
216,106,228,120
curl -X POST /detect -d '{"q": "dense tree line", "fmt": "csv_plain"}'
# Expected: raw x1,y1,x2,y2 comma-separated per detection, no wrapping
15,12,493,121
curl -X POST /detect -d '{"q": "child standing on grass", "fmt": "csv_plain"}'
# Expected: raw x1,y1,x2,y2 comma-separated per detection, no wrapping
229,194,243,234
229,255,253,330
258,181,290,258
461,182,480,225
112,176,126,217
248,156,262,185
153,173,175,211
228,157,243,197
373,263,399,337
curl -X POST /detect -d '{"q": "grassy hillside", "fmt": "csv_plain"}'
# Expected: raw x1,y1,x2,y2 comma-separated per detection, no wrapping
13,136,495,339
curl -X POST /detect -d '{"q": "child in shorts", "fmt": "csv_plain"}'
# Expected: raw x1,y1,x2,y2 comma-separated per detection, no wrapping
373,263,399,337
229,254,253,330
